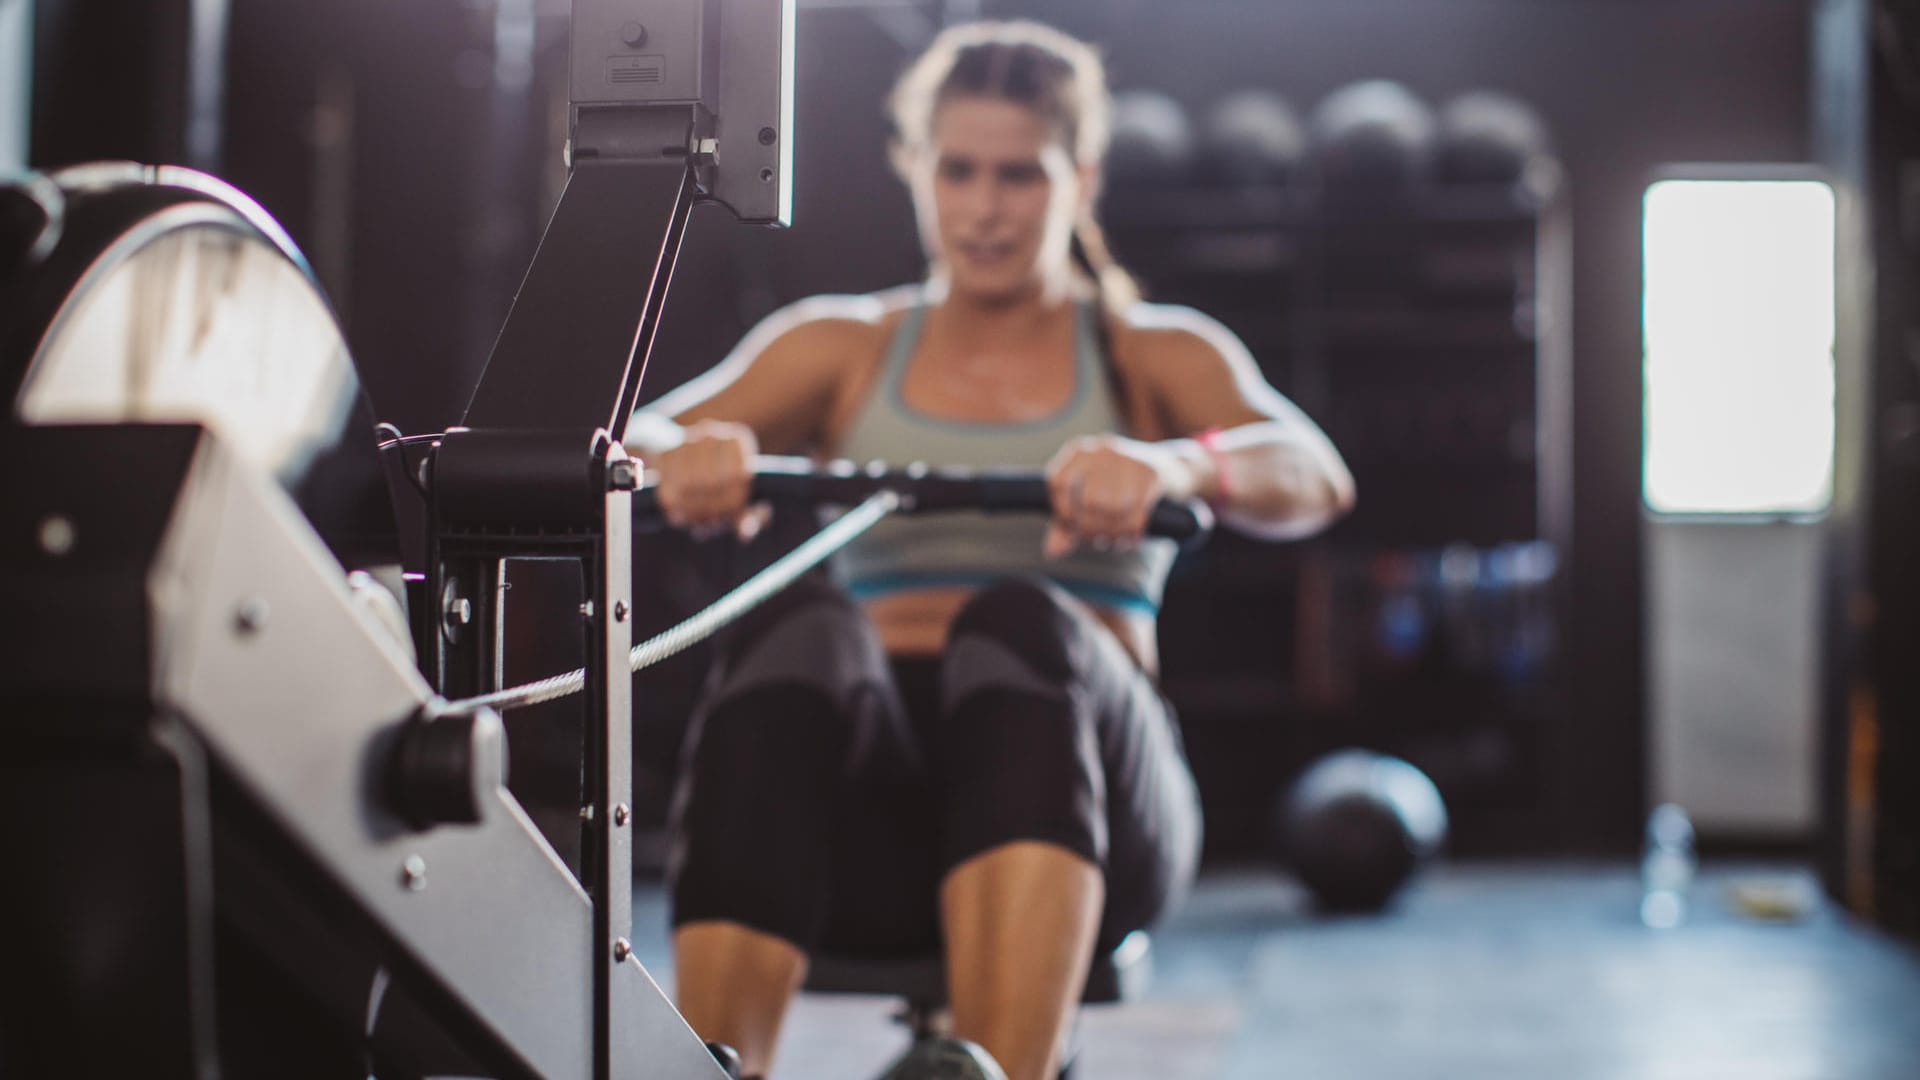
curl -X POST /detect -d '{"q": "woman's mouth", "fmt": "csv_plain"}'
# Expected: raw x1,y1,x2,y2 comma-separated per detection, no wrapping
955,239,1019,267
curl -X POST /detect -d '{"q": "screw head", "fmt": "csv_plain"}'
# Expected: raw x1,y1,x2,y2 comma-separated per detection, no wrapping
613,937,632,962
609,460,639,491
621,21,647,47
580,601,595,619
613,803,631,827
440,579,468,644
758,126,777,146
613,601,628,622
235,597,271,635
401,855,428,891
36,514,76,556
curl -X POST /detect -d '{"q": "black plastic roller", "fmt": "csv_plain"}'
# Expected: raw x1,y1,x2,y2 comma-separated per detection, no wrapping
386,707,510,830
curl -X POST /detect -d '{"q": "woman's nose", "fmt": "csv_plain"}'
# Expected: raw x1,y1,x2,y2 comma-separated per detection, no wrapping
957,176,1002,221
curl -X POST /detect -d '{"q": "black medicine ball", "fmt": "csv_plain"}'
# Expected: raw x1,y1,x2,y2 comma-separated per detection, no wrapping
1107,89,1197,187
1198,89,1308,186
1308,79,1438,193
1434,90,1553,187
1277,749,1448,912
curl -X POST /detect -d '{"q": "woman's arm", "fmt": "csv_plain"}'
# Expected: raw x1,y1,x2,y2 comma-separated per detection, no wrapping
625,293,888,457
625,293,891,532
1122,305,1355,541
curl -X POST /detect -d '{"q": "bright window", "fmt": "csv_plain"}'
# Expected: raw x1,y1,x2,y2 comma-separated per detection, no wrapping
1642,178,1836,515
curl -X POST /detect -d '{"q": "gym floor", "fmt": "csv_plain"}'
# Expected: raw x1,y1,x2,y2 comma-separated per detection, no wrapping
630,861,1920,1079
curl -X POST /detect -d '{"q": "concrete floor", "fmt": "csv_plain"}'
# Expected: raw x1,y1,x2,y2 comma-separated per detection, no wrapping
630,861,1920,1080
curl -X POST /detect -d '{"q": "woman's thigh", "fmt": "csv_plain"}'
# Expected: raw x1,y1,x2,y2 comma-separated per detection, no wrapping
934,577,1203,946
674,574,936,949
815,656,945,956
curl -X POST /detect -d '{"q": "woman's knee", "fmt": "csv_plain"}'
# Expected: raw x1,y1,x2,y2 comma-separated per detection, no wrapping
937,576,1102,771
946,575,1084,682
933,581,1107,869
930,685,1109,872
715,571,866,671
670,687,858,946
704,573,889,738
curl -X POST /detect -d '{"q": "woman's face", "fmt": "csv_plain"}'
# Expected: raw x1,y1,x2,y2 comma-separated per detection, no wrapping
910,96,1093,303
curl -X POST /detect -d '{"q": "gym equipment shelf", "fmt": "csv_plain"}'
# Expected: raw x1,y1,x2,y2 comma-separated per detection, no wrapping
1110,172,1571,859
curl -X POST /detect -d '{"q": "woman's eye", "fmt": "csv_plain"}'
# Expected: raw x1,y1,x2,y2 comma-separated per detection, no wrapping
998,163,1045,185
938,160,975,182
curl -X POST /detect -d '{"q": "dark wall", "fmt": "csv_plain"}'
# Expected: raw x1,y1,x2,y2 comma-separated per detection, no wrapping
1861,0,1920,941
30,0,195,166
1816,0,1920,935
219,0,532,437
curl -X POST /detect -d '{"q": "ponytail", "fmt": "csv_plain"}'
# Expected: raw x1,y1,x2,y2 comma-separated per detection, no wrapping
1070,210,1141,315
1071,211,1142,426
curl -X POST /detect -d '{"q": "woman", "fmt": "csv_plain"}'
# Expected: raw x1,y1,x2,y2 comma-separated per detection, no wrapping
630,20,1354,1080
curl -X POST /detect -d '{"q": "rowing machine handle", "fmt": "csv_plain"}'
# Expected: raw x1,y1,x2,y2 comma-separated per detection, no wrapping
635,458,1214,545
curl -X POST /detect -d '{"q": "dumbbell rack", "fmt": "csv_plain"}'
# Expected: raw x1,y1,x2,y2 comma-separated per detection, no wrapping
1107,174,1573,857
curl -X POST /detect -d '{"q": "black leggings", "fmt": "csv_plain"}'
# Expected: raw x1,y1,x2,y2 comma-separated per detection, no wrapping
668,573,1201,957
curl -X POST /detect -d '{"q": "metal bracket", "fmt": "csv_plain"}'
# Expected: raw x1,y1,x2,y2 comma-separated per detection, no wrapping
459,162,694,438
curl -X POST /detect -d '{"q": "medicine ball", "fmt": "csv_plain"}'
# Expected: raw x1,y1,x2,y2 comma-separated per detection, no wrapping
1434,90,1553,187
1308,80,1437,194
1107,89,1196,187
1198,89,1307,186
1276,749,1448,912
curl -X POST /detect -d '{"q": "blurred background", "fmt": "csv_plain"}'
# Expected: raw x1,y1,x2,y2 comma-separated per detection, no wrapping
11,0,1920,1074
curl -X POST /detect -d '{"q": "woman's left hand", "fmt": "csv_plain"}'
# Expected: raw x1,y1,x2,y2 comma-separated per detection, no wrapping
1044,434,1197,558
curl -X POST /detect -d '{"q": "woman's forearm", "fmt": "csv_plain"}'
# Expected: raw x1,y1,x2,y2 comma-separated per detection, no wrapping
623,411,687,458
1166,421,1356,540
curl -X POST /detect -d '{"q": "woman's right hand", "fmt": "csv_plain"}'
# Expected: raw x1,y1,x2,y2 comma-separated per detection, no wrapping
648,419,763,537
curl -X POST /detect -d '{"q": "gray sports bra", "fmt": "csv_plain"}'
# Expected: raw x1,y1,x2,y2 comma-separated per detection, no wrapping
832,300,1177,614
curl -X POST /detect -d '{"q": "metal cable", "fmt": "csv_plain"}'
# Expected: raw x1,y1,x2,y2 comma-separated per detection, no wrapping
444,490,900,714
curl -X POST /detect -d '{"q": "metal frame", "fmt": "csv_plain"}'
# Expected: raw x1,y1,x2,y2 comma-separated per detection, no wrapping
3,1,799,1074
0,422,718,1079
460,161,696,436
420,4,796,1074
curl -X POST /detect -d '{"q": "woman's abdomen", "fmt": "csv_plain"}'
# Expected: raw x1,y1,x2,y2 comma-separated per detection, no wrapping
863,585,1158,673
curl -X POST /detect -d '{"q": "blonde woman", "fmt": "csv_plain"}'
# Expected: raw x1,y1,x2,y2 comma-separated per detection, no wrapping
632,21,1353,1080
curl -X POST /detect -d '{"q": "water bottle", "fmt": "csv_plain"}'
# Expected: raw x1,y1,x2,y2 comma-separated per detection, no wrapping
1640,803,1696,929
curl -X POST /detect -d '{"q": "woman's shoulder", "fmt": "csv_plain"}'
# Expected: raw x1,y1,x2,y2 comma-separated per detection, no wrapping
753,286,921,358
1105,300,1246,372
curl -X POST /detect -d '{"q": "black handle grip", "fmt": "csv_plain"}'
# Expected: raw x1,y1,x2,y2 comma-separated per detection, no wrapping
633,458,1214,546
947,474,1211,544
629,457,854,516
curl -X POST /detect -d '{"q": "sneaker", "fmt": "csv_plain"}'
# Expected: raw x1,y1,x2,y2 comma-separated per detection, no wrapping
875,1037,1009,1080
704,1041,743,1079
